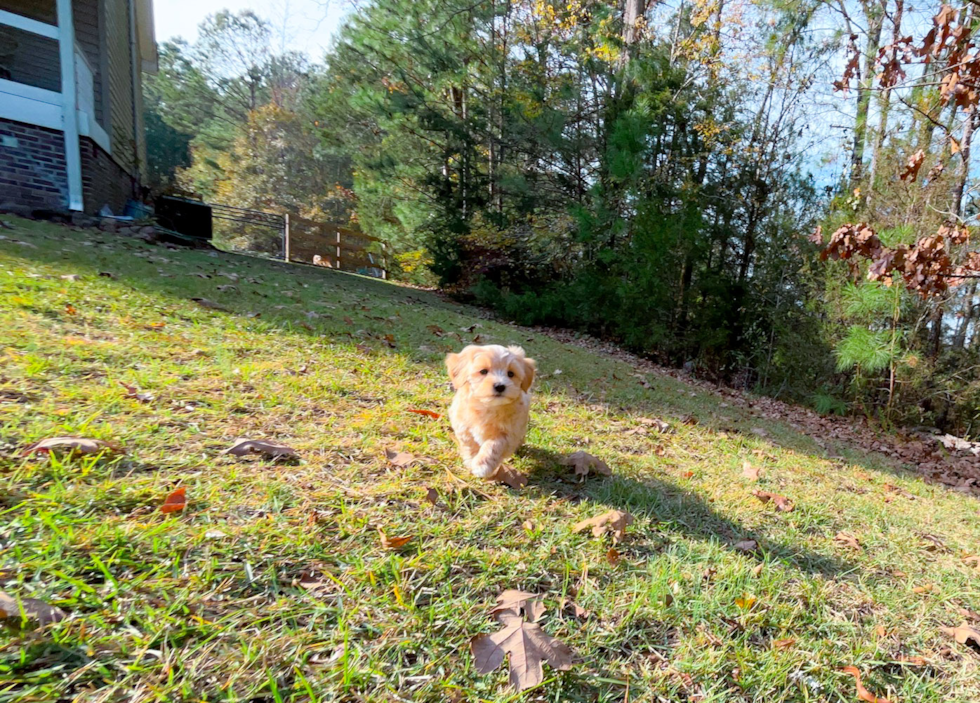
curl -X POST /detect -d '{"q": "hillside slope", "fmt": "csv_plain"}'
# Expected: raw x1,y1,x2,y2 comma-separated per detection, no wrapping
1,216,979,702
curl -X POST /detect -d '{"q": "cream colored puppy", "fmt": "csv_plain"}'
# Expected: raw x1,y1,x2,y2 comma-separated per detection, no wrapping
446,344,536,478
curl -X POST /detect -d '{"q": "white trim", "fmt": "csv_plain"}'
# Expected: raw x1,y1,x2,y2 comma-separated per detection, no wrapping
56,0,83,211
0,89,62,130
0,78,62,107
76,110,111,153
0,9,59,40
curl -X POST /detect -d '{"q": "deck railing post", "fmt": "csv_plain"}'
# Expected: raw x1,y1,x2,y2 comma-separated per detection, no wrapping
283,213,290,262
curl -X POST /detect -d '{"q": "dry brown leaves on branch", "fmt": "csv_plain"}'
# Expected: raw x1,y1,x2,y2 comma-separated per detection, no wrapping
900,149,925,182
572,510,634,543
561,451,612,481
471,590,573,691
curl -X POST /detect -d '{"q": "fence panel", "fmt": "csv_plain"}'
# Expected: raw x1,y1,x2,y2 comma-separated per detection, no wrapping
286,215,387,279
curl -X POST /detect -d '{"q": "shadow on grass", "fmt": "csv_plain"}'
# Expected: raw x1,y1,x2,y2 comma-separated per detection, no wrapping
516,445,854,579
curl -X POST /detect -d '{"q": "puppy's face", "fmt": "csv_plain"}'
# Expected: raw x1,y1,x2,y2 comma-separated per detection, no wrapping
446,345,536,405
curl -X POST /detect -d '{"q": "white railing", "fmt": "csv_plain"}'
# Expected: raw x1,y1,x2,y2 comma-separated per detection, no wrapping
0,9,110,154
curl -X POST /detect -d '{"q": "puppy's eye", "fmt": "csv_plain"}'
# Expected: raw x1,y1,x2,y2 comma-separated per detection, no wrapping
507,371,515,378
480,369,489,375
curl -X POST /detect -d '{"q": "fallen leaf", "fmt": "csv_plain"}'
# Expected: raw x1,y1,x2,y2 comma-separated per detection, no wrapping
606,547,621,565
60,274,80,281
751,564,764,577
490,590,545,622
521,520,535,532
492,464,528,489
64,303,77,315
378,529,411,550
734,539,758,553
842,666,892,703
471,600,573,691
751,490,795,512
406,408,442,419
772,638,795,649
98,271,115,279
204,529,228,540
742,461,760,480
750,427,769,438
0,591,66,628
223,439,298,460
22,437,113,457
835,531,862,550
940,622,980,653
426,324,446,336
145,322,166,330
572,510,634,543
385,449,417,467
735,594,757,609
958,607,980,621
682,470,695,479
119,381,153,403
560,598,590,619
912,584,935,594
160,486,187,514
962,555,980,569
191,297,228,311
560,451,611,481
637,417,672,433
423,487,439,506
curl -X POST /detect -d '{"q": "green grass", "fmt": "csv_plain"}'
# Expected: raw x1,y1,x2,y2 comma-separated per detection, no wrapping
1,215,979,702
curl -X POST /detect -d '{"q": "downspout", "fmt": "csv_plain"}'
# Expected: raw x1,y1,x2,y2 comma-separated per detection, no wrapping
127,0,141,187
56,0,84,211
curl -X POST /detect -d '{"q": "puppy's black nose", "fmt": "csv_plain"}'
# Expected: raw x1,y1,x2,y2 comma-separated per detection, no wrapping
493,383,506,394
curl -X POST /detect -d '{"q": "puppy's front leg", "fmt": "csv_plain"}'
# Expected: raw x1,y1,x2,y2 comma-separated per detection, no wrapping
470,438,508,478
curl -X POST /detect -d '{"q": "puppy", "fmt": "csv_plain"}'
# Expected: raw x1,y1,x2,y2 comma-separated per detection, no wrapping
446,344,536,479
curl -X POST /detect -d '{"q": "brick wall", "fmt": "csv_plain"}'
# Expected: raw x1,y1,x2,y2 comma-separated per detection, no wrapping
0,118,68,209
80,137,135,214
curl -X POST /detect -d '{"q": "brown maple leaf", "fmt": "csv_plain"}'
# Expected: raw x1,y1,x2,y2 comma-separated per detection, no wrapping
742,461,760,480
572,510,634,543
471,598,573,691
491,464,528,489
560,451,612,481
940,622,980,653
384,448,417,467
489,590,546,622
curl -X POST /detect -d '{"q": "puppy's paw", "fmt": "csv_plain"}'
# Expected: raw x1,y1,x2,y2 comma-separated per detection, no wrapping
470,459,499,479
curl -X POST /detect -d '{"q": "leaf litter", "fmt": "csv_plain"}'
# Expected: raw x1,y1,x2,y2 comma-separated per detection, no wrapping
572,510,634,543
560,450,611,481
223,439,299,459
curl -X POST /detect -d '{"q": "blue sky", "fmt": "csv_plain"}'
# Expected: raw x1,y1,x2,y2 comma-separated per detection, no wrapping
154,0,349,60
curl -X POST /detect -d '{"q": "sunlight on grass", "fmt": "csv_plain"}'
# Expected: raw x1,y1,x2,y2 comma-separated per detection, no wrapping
0,217,978,702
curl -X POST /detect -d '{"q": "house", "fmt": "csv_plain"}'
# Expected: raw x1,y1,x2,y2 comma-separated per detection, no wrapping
0,0,156,214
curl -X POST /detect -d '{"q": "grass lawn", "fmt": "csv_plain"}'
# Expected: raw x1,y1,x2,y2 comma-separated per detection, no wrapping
1,215,979,703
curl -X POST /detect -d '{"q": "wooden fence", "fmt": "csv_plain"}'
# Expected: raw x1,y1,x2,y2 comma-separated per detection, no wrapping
285,215,387,279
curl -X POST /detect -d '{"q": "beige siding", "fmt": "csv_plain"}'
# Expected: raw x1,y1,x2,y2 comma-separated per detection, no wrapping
104,0,135,174
72,0,105,126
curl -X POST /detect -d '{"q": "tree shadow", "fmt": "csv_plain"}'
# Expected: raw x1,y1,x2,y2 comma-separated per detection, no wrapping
514,445,854,579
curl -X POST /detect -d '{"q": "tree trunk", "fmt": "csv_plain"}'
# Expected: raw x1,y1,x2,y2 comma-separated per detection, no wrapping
851,3,884,184
867,0,902,204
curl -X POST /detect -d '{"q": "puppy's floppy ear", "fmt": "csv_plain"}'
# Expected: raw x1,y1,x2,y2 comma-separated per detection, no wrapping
446,347,472,390
508,346,537,392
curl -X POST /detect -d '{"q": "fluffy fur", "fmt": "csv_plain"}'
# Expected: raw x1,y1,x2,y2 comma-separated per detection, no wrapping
445,344,537,478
